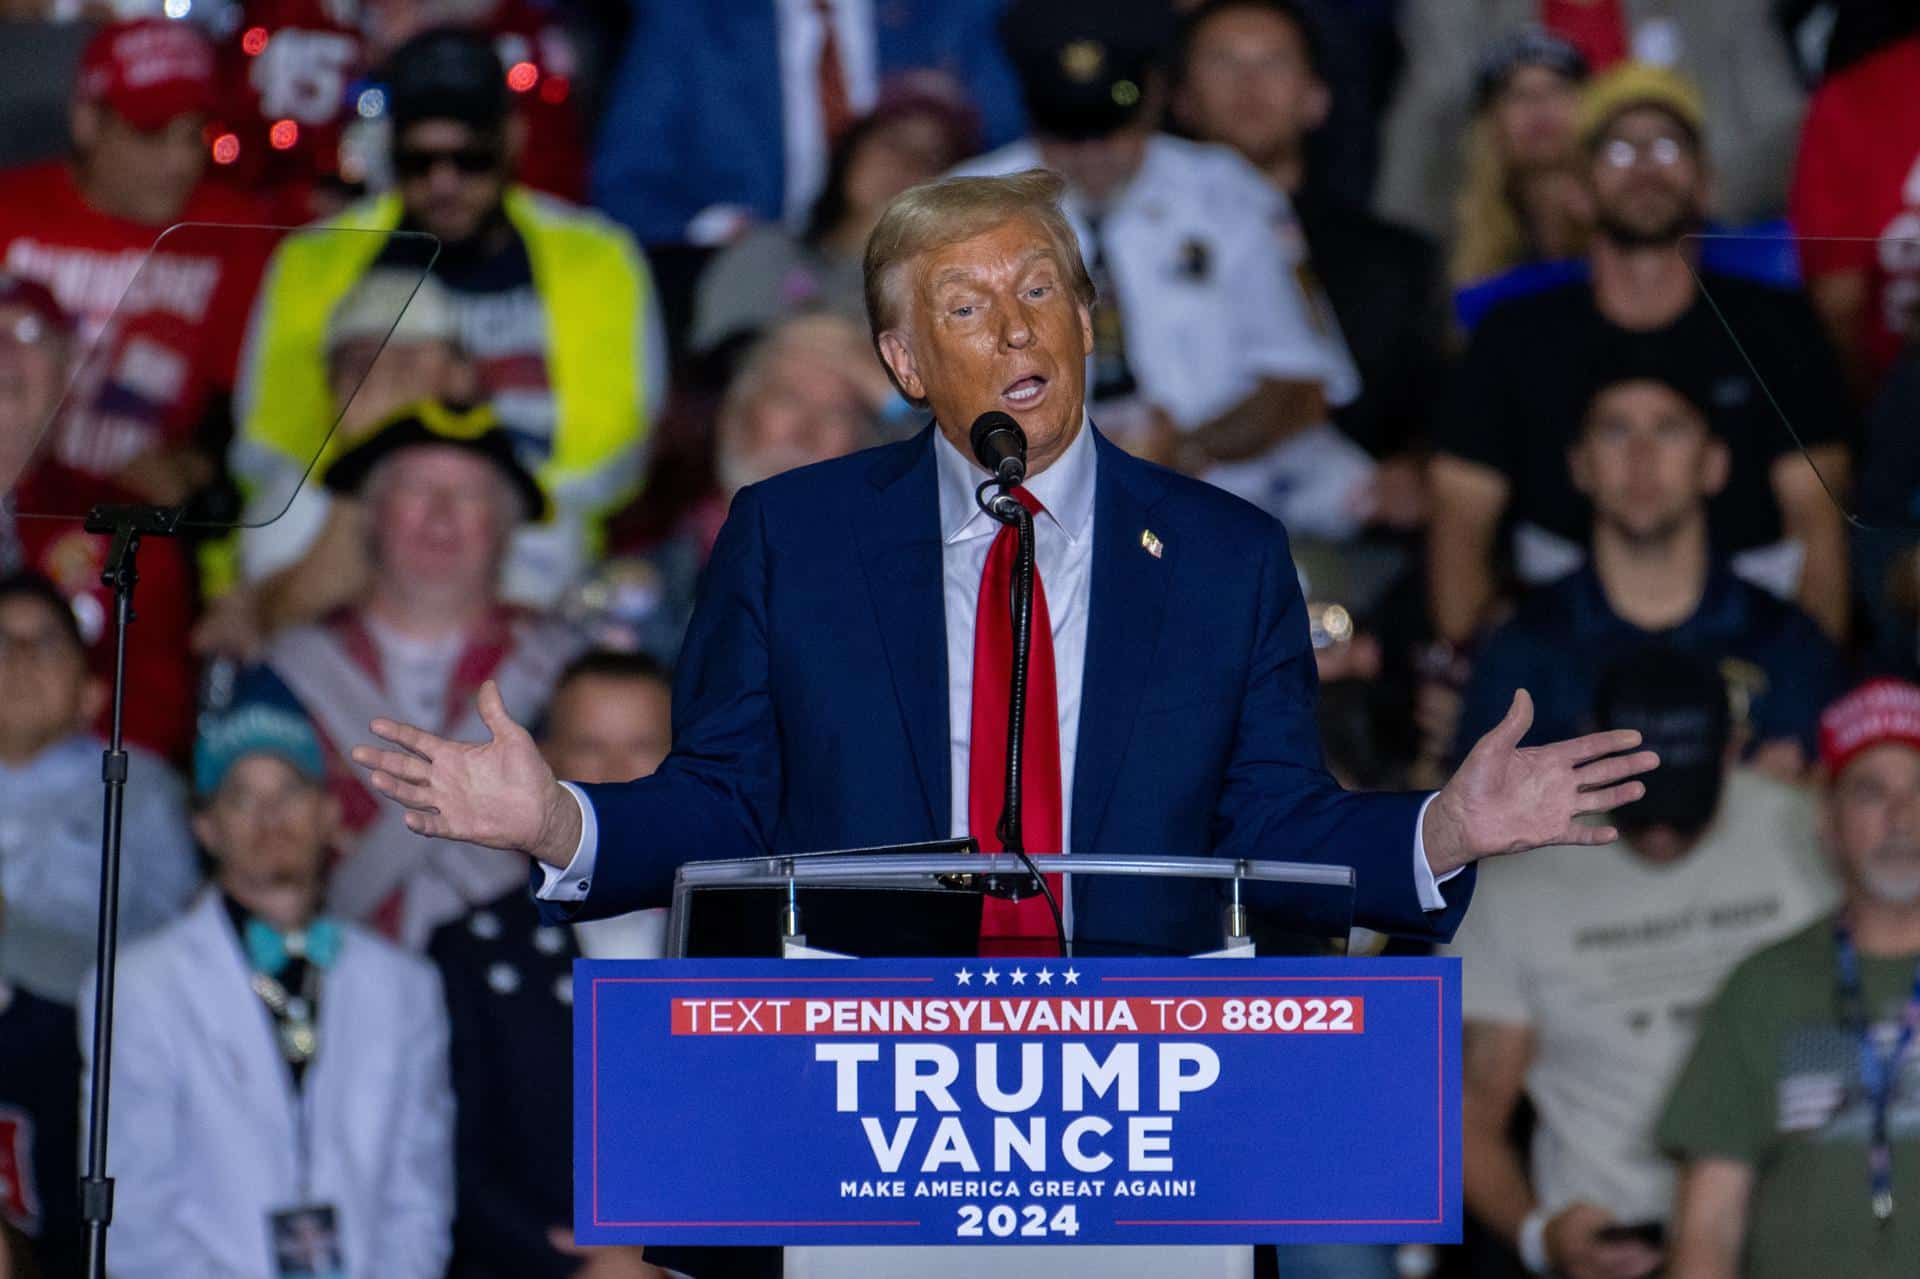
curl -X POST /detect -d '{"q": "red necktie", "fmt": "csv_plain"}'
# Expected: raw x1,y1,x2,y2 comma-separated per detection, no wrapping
969,487,1064,956
814,0,854,146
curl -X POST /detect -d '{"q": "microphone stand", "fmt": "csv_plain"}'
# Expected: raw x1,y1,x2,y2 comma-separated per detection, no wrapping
77,501,182,1279
974,479,1069,957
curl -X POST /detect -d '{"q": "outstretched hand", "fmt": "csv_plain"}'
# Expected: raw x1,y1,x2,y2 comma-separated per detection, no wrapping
1422,689,1660,878
348,680,583,869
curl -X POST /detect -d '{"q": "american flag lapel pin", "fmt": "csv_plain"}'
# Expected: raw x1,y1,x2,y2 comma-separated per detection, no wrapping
1140,529,1163,559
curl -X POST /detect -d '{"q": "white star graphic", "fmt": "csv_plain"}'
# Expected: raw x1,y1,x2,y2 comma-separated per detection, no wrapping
1036,967,1054,986
1063,968,1081,986
1010,967,1028,985
983,967,1001,986
955,967,973,986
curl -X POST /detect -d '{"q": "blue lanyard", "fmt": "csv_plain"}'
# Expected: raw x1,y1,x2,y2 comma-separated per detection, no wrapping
1832,923,1920,1224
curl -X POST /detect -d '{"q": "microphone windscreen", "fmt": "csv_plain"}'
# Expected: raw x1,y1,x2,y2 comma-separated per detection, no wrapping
969,411,1026,473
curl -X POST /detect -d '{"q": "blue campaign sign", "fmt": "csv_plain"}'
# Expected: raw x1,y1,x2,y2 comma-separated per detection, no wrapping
574,956,1460,1247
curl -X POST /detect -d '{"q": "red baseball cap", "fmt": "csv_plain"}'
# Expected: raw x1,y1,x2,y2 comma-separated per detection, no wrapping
76,19,216,132
1819,679,1920,777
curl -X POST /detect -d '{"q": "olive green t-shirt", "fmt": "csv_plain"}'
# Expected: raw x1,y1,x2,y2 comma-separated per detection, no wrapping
1657,917,1920,1279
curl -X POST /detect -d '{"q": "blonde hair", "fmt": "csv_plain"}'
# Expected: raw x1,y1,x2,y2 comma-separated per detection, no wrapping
1449,117,1527,286
1449,115,1592,286
862,169,1096,344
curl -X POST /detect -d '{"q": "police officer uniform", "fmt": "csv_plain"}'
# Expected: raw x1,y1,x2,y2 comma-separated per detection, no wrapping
952,0,1370,539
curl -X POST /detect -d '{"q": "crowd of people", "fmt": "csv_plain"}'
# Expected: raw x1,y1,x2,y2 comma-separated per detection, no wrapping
2,0,1920,1276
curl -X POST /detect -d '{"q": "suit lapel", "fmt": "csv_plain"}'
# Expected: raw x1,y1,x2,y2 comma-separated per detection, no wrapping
851,431,950,835
1071,431,1173,852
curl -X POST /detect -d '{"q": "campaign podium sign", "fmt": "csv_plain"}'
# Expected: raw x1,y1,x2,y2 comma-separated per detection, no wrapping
574,956,1461,1247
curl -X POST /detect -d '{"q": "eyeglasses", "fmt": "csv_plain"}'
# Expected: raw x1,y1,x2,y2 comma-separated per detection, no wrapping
1600,136,1690,170
392,145,500,180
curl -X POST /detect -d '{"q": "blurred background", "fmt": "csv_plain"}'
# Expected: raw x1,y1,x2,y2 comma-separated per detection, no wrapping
4,1,1920,1276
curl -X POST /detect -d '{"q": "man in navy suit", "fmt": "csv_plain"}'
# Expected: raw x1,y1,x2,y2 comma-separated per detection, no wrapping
591,0,1025,247
355,170,1658,954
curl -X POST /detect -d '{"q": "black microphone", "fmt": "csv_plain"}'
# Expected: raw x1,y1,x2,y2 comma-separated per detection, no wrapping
970,411,1027,487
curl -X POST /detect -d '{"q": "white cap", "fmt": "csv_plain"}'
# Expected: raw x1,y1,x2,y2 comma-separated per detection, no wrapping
326,269,459,351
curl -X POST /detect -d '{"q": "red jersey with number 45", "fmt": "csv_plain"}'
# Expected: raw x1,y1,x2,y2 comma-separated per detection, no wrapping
213,0,368,223
210,0,586,220
1790,34,1920,386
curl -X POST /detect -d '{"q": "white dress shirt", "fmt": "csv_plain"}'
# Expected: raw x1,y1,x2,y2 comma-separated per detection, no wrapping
774,0,879,224
539,422,1454,929
935,416,1094,858
934,420,1095,935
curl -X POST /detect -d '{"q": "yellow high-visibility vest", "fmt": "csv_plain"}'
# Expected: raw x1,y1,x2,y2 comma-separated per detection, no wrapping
234,186,652,539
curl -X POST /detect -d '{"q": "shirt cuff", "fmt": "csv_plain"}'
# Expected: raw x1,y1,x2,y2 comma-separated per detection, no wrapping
534,782,599,903
1413,793,1462,912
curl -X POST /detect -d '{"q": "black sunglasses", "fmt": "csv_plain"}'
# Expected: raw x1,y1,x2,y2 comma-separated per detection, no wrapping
392,145,500,179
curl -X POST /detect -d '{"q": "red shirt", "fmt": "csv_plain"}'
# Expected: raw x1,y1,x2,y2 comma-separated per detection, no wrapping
1790,34,1920,385
209,0,587,220
0,163,271,480
8,462,197,762
212,0,368,223
488,0,588,203
1540,0,1629,72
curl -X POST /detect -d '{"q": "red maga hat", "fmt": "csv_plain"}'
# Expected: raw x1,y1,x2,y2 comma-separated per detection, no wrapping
1819,678,1920,777
76,19,216,132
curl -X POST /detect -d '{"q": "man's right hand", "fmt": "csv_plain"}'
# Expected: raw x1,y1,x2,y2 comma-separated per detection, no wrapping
1545,1202,1663,1279
349,679,584,869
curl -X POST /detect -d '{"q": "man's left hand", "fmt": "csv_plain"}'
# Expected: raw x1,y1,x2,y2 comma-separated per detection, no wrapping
1422,689,1658,878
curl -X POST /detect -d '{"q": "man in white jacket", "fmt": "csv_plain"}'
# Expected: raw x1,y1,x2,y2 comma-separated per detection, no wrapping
81,693,453,1278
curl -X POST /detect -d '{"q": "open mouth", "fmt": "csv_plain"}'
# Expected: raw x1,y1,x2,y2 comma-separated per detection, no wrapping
1002,374,1048,409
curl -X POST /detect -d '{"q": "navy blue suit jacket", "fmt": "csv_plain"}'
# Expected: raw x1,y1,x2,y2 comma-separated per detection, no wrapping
558,426,1473,952
591,0,1025,245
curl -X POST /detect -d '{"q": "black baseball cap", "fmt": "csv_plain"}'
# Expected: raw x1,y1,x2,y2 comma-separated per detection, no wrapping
1593,647,1729,833
1581,339,1720,430
1474,26,1588,109
1002,0,1178,140
384,27,509,133
323,399,549,523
